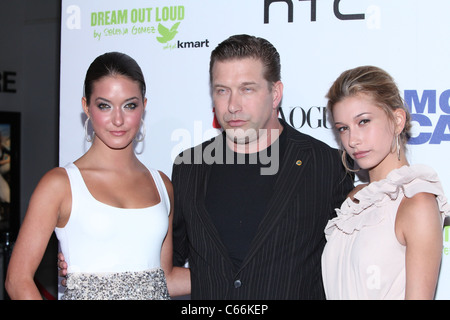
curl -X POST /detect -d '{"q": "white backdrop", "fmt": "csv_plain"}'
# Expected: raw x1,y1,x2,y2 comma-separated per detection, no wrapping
60,0,450,299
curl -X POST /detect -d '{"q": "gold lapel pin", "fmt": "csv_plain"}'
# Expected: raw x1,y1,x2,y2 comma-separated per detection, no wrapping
296,160,302,166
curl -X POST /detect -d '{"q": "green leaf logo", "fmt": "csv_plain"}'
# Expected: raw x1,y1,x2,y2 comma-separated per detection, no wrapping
156,22,180,43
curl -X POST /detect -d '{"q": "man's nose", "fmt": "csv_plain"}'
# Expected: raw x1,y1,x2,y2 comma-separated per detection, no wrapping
228,91,242,113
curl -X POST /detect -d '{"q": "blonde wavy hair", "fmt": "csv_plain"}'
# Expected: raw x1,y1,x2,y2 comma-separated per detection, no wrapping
326,65,412,171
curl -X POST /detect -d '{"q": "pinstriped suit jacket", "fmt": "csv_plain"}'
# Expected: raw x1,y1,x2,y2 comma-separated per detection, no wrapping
171,120,353,299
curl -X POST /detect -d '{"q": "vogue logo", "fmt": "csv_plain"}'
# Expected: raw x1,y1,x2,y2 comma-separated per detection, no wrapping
279,106,330,129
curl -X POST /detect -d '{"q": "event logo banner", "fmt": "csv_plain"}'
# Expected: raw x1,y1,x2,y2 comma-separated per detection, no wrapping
66,4,210,51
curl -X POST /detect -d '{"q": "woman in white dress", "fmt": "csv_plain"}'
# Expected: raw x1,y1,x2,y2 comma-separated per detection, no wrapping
321,65,450,299
5,52,190,299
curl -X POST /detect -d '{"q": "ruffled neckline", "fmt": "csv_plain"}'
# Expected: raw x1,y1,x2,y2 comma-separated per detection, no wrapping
324,164,450,236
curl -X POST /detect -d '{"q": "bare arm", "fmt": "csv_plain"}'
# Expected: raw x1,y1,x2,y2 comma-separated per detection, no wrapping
159,171,191,297
5,168,70,299
396,192,443,300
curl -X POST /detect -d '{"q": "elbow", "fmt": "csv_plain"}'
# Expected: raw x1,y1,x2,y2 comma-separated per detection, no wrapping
4,267,35,300
4,268,16,298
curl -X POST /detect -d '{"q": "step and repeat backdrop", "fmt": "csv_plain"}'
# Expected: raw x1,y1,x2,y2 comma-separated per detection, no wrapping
60,0,450,298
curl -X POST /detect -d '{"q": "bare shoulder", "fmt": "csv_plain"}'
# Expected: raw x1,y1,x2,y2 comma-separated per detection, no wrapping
396,192,442,245
157,170,174,214
36,167,69,190
398,192,440,217
32,167,71,212
24,167,72,227
158,170,173,193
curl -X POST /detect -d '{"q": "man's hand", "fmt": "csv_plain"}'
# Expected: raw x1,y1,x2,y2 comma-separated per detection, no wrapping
57,252,68,286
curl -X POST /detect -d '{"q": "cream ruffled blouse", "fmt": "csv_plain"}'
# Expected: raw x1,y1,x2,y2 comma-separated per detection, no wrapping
321,164,450,299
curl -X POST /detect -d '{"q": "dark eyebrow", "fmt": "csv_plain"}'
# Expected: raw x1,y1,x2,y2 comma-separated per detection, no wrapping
95,97,140,103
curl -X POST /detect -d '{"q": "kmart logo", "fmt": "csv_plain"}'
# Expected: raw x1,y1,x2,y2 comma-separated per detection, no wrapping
158,21,210,50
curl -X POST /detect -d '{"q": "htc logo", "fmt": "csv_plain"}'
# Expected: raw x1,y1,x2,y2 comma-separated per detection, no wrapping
264,0,365,23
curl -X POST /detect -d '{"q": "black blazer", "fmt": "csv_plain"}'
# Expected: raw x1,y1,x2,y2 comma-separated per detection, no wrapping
172,120,353,299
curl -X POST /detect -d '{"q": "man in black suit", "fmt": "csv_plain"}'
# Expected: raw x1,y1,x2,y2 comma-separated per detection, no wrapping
172,34,354,299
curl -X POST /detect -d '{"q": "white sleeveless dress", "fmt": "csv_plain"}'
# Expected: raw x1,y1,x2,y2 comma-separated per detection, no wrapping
55,163,170,300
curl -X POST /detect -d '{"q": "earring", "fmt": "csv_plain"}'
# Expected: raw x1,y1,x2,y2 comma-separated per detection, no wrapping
396,135,401,161
135,119,146,142
84,118,94,142
341,149,359,173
